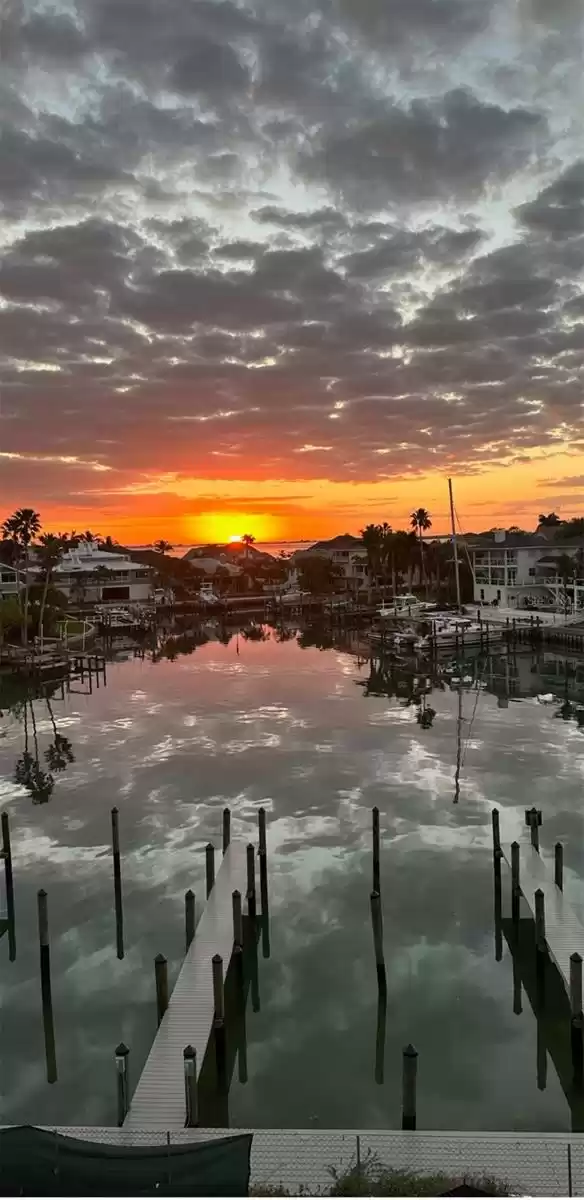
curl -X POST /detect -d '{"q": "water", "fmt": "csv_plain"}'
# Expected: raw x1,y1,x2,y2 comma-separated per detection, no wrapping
1,630,584,1130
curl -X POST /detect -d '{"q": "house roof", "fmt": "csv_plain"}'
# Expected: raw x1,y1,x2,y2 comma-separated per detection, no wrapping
309,534,364,551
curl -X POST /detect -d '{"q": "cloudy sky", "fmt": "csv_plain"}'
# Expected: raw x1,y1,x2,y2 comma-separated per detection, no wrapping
1,0,584,542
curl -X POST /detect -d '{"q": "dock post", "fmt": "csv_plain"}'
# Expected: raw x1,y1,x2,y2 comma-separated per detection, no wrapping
555,842,564,891
115,1043,130,1126
375,985,387,1086
183,1045,198,1127
527,807,540,852
222,808,231,855
372,806,380,894
259,848,270,959
246,843,257,922
493,848,502,962
570,953,583,1088
232,889,243,949
534,888,546,995
205,843,215,898
402,1044,418,1130
537,1016,547,1092
511,841,521,929
258,807,267,856
491,808,501,857
1,811,16,961
212,955,227,1092
154,954,169,1026
185,889,195,953
111,807,124,960
370,891,387,994
38,889,57,1083
512,951,523,1015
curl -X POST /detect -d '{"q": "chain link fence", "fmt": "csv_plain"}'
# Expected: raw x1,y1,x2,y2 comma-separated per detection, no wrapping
46,1127,583,1195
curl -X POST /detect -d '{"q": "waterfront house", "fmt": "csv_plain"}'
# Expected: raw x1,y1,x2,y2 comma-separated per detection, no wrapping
467,529,584,612
301,534,370,593
32,540,154,606
0,564,22,601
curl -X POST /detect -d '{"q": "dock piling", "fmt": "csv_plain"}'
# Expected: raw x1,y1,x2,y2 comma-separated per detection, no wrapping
555,842,564,892
491,808,501,857
212,953,225,1021
372,807,380,894
111,807,124,960
375,987,387,1086
259,850,270,959
246,843,257,922
183,1045,198,1127
493,849,502,962
205,843,215,898
570,953,583,1088
258,807,267,856
232,889,243,949
155,954,169,1026
511,841,520,929
37,889,57,1084
185,889,195,953
370,891,386,994
535,888,546,995
115,1043,130,1127
402,1044,418,1130
222,808,231,855
1,811,16,961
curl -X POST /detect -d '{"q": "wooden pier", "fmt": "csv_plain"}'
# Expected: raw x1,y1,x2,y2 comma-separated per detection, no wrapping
498,830,584,993
124,840,248,1129
0,643,106,684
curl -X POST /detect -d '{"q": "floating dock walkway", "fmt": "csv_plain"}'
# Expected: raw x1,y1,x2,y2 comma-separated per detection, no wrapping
124,840,248,1130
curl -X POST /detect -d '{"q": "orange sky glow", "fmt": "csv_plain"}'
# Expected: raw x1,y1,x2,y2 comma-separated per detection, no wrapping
10,446,583,546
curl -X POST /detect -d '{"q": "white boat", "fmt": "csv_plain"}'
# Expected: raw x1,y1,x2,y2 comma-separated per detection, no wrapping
377,594,428,618
415,616,503,652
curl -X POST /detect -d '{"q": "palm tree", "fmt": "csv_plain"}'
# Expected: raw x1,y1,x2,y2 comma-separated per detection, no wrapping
241,533,256,560
538,512,561,527
37,533,70,650
1,508,42,645
410,508,432,595
360,524,383,601
152,539,173,554
79,530,101,544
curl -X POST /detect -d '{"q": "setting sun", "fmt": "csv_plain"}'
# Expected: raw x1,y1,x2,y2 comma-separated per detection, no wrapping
228,534,242,542
184,510,282,545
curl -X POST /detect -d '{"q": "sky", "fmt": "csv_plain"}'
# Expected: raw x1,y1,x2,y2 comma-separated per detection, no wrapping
1,0,584,545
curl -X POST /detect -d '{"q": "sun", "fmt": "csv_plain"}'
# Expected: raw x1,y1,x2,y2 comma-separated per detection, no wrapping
229,534,242,542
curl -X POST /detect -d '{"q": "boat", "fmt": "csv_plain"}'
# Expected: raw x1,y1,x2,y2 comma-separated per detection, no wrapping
377,594,428,618
414,616,495,652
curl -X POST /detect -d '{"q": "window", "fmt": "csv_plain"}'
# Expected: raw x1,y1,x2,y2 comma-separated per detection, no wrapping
102,585,130,601
1,572,16,582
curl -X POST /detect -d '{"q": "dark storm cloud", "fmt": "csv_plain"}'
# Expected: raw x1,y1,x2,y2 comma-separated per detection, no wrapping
1,0,584,499
298,89,546,209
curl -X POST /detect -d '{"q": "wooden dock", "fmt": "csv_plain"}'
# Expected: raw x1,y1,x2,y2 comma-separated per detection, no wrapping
499,834,584,991
124,840,248,1130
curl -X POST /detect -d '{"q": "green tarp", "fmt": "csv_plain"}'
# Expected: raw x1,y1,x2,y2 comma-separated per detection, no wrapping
0,1126,252,1196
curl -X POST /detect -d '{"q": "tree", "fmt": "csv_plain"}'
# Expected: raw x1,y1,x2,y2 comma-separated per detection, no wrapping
37,533,71,649
241,533,256,559
1,508,42,645
298,554,343,595
360,524,383,600
554,553,576,614
410,508,432,594
538,512,561,527
152,539,173,554
78,530,101,543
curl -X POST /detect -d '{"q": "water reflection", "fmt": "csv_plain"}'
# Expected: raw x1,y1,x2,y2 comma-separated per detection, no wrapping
1,624,584,1129
7,690,76,806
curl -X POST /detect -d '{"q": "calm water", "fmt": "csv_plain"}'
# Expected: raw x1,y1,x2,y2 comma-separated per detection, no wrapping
1,630,584,1131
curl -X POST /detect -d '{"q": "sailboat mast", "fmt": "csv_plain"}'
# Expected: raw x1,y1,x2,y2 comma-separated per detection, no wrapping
448,476,462,611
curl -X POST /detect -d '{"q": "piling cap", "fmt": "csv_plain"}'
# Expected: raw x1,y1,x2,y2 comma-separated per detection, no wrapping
206,841,214,850
37,888,47,898
154,953,167,965
111,806,118,815
212,953,223,965
571,953,583,964
403,1043,418,1058
185,888,194,899
115,1042,129,1057
535,887,544,899
183,1044,196,1059
232,888,241,899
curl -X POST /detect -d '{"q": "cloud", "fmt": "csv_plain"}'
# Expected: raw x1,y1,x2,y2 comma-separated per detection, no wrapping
538,475,584,488
0,0,583,514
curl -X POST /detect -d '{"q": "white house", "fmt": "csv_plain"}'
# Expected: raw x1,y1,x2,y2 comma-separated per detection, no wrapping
298,535,370,593
0,564,22,601
467,530,584,612
32,541,155,606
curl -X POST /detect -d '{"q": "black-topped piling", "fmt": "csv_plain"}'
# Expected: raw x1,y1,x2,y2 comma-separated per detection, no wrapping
111,807,124,960
38,889,57,1084
402,1044,418,1130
